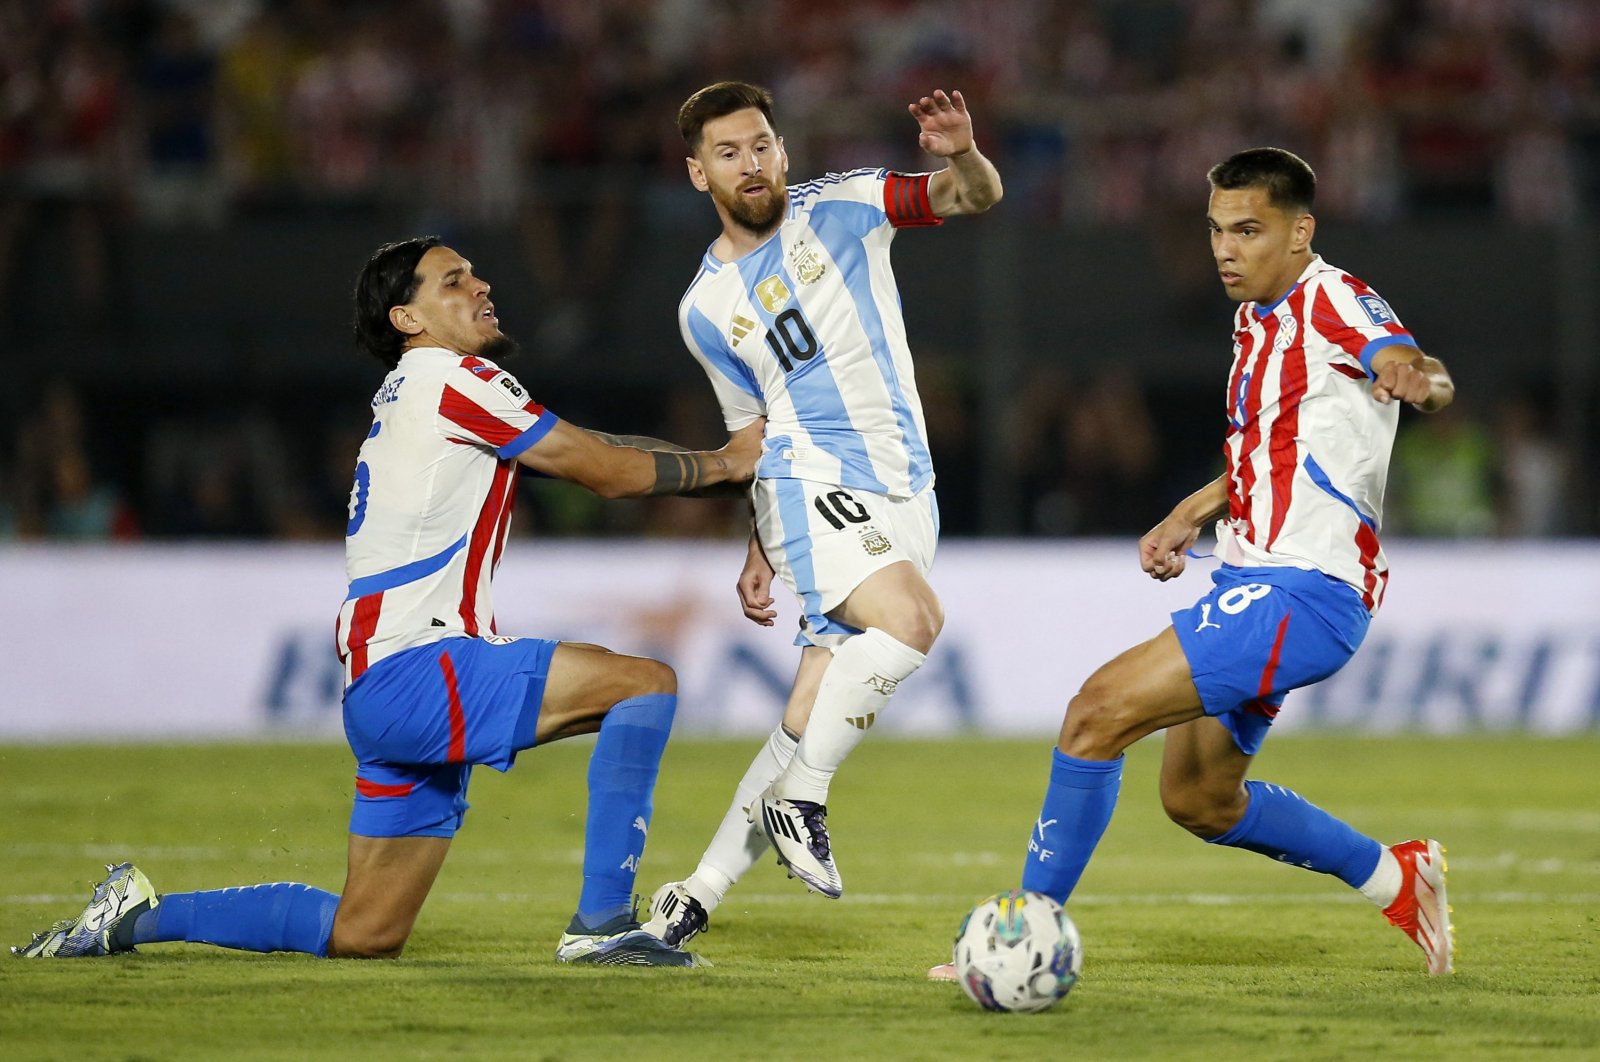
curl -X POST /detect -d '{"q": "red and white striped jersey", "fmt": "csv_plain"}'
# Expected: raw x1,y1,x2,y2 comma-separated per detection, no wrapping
335,346,557,687
1214,255,1418,613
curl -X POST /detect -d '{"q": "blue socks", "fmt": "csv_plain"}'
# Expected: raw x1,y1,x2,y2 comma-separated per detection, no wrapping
130,882,339,956
577,693,676,927
1020,748,1124,904
1018,750,1381,907
1207,780,1382,886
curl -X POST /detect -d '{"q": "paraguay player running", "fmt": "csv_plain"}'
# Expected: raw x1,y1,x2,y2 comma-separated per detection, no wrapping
643,82,1002,949
931,147,1457,981
14,237,760,967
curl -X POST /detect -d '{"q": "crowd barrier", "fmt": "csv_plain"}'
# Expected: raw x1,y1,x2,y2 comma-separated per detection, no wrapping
2,541,1595,741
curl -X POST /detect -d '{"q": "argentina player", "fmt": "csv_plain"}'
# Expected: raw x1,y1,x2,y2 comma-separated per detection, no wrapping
644,83,1002,949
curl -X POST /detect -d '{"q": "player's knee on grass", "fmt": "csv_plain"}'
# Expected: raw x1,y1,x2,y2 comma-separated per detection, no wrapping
327,920,411,960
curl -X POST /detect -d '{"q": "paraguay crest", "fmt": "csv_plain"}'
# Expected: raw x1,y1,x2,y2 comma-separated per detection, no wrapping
1272,313,1299,352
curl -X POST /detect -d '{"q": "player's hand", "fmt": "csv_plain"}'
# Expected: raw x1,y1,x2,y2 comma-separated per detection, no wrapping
718,418,766,483
908,90,974,158
1139,516,1201,582
737,533,777,626
1371,358,1433,408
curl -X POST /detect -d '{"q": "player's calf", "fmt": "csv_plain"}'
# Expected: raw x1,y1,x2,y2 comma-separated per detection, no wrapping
1159,777,1251,839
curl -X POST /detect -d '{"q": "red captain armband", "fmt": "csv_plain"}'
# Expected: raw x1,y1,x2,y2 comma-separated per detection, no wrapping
883,171,943,228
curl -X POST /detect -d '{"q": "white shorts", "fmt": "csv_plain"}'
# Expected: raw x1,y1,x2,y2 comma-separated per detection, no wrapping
751,477,939,648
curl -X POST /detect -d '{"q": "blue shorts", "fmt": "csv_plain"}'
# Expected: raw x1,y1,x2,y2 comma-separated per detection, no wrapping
1172,565,1369,756
342,636,557,838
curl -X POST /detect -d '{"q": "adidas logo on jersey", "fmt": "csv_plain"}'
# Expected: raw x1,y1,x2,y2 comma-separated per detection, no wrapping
731,314,757,344
846,712,876,730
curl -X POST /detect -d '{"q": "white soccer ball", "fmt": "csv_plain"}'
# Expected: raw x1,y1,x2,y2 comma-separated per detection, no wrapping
952,889,1082,1013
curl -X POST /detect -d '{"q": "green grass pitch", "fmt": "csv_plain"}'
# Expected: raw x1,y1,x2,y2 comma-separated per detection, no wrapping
3,735,1598,1061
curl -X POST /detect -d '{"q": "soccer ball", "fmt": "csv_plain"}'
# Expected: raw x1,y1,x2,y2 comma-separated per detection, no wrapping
952,889,1081,1013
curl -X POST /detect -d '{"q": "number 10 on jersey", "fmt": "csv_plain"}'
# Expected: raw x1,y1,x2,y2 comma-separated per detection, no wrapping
764,308,819,372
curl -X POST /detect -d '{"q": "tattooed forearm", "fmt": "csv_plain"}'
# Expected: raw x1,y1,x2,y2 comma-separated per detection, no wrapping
649,450,733,496
589,430,692,453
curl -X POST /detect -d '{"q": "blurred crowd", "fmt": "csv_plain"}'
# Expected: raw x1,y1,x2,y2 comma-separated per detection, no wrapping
1,0,1596,540
1,368,1579,542
4,0,1598,229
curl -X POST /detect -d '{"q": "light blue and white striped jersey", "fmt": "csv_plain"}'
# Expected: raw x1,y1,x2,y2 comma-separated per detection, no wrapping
678,168,943,499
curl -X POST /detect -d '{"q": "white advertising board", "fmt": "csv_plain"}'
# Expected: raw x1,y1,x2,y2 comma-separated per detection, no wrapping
1,541,1595,741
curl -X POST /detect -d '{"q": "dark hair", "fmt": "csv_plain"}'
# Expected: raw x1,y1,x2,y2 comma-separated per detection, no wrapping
353,236,442,369
678,81,775,152
1207,148,1316,213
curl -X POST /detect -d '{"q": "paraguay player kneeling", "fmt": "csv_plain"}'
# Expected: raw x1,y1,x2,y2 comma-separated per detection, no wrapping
13,236,759,966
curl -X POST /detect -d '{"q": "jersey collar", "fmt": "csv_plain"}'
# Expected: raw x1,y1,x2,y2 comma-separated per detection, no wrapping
1251,255,1323,318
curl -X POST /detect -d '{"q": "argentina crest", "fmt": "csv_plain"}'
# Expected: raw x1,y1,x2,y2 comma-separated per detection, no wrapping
789,240,828,285
860,528,892,556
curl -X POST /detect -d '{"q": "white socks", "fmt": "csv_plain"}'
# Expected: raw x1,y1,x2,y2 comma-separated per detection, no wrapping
1357,845,1402,908
682,629,927,910
685,725,798,912
774,628,926,804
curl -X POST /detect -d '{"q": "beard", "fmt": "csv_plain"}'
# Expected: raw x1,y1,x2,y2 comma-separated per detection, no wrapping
481,334,520,362
715,178,786,235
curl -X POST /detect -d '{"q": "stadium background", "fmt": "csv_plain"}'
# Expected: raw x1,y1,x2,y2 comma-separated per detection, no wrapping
1,0,1598,741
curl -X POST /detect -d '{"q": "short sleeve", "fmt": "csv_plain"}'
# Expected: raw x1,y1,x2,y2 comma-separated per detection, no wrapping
1311,277,1416,379
681,305,766,431
437,359,558,458
790,168,941,234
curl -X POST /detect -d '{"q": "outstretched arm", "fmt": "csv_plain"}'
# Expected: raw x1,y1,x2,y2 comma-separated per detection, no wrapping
517,419,760,498
1369,345,1454,413
912,89,1003,217
585,430,693,452
1139,475,1229,582
586,420,765,497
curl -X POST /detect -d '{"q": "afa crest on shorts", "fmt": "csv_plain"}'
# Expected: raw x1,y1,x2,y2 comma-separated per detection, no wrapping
860,529,892,556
